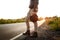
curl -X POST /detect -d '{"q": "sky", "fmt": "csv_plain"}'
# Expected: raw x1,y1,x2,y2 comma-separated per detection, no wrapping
0,0,60,19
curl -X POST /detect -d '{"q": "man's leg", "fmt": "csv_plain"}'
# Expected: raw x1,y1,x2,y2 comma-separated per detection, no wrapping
34,22,38,32
26,9,35,30
32,22,38,37
23,9,31,35
26,18,30,31
23,17,30,35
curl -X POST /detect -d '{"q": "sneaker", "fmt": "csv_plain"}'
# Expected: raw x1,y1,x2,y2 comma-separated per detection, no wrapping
23,30,30,36
31,32,38,38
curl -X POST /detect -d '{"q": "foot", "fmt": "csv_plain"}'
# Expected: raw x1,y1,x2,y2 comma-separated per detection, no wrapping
31,32,38,38
23,30,30,36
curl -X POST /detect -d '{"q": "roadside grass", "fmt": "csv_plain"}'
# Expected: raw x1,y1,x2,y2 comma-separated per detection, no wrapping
45,16,60,31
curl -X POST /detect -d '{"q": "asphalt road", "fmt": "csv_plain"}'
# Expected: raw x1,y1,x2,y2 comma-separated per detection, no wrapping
0,20,45,40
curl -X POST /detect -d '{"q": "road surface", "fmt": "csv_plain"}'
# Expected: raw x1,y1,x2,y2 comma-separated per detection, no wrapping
0,20,45,40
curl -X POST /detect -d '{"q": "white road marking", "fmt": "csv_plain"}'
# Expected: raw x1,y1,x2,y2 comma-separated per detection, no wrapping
10,32,26,40
10,20,45,40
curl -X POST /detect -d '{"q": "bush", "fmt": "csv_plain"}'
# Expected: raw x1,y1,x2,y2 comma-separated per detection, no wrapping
46,16,60,31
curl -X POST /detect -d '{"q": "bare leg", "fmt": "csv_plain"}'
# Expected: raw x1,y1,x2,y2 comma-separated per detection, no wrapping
23,9,32,35
33,22,38,32
31,22,38,37
23,19,30,35
26,9,34,30
26,17,30,31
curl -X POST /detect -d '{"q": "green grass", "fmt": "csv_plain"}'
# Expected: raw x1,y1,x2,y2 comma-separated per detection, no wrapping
0,18,26,24
46,16,60,31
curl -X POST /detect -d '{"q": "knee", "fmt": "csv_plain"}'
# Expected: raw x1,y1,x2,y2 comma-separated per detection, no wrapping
26,19,29,22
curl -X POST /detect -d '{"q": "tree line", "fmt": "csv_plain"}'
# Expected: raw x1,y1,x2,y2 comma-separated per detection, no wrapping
0,18,26,24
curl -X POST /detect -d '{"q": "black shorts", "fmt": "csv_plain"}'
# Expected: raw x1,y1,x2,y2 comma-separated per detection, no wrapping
29,0,39,9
